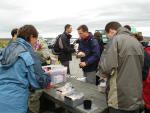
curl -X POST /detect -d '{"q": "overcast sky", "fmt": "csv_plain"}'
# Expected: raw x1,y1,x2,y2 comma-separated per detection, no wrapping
0,0,150,38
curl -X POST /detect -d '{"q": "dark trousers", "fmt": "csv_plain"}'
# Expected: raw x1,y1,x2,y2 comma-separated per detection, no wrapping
109,107,141,113
60,61,70,74
145,107,150,113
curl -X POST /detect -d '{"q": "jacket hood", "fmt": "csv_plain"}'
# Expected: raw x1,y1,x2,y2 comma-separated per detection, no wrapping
0,38,33,67
116,27,132,36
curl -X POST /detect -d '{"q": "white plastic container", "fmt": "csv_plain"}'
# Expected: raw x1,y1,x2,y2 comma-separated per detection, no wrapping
42,65,67,85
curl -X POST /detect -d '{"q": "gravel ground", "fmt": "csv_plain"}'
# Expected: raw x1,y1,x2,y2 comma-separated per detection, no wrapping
70,55,83,78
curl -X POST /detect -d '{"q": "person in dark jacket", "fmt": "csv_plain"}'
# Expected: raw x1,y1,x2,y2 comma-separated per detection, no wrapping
77,25,100,84
58,24,75,74
124,25,131,31
94,31,104,85
8,28,18,44
94,31,104,55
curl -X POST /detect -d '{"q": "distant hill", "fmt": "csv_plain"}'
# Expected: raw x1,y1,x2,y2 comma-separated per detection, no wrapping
0,38,10,48
143,36,150,42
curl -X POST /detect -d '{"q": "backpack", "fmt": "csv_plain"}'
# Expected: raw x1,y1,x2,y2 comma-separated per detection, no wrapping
52,34,63,55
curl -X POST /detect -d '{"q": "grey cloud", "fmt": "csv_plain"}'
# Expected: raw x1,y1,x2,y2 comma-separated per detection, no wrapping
30,17,86,34
0,1,22,11
0,0,150,37
74,1,150,33
95,1,150,23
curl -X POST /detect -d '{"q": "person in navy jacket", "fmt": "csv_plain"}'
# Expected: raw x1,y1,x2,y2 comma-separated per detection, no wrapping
77,25,100,84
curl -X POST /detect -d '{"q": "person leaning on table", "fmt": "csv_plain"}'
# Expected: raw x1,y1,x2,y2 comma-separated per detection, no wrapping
98,22,144,113
0,25,51,113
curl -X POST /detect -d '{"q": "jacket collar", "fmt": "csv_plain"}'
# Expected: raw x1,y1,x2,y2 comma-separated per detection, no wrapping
16,38,33,50
82,32,93,41
63,32,72,39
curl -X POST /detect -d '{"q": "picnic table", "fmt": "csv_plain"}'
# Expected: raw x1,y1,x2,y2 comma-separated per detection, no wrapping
43,78,108,113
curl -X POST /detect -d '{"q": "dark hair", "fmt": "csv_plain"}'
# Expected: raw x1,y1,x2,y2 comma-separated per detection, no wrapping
124,25,131,31
77,25,88,32
17,25,38,42
94,32,102,38
105,21,121,33
134,32,143,41
64,24,71,31
11,28,18,37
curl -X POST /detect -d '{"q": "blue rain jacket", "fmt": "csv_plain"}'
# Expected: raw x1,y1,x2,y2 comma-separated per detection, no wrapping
0,38,51,113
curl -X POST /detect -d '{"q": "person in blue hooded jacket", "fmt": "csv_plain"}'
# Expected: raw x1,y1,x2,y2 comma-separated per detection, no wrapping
77,25,100,84
0,25,51,113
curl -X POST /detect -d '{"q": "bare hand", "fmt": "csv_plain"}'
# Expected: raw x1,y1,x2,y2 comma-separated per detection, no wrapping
77,52,86,58
44,70,51,75
79,62,87,68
